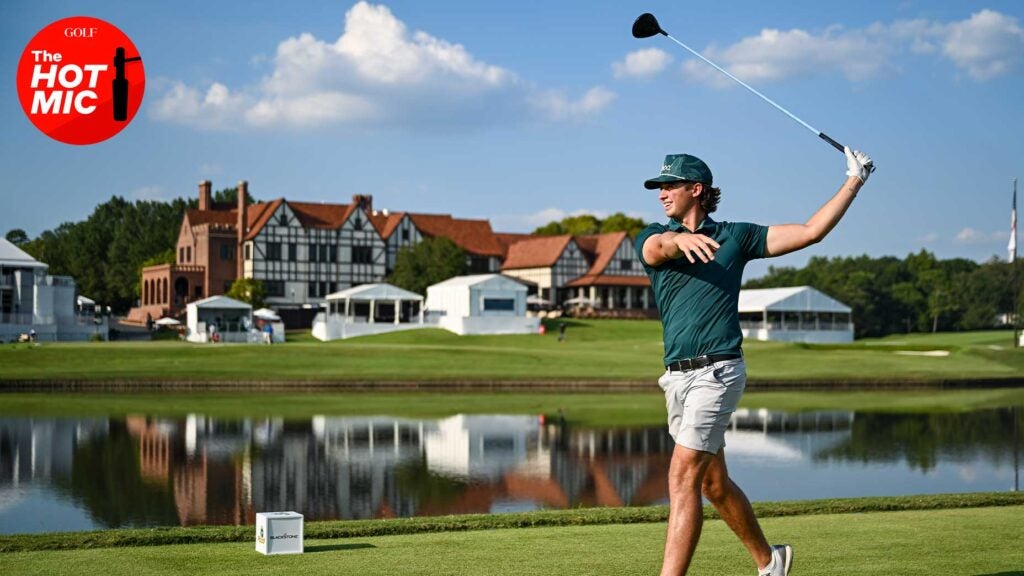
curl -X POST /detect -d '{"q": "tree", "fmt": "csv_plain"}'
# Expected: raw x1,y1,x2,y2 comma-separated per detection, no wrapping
5,229,28,246
532,212,646,238
389,237,466,295
226,278,266,309
212,186,256,206
599,212,647,237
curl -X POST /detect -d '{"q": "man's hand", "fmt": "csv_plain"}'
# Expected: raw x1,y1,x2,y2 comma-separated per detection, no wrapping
844,146,872,183
671,233,720,264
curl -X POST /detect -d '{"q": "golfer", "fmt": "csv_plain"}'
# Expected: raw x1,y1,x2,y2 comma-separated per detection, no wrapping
635,148,871,576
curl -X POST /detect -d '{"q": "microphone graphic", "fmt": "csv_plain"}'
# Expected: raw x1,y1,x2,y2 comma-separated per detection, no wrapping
113,47,142,121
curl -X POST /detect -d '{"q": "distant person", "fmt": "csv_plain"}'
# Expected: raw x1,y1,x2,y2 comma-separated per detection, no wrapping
558,322,567,342
145,313,153,332
636,149,871,576
263,322,273,345
29,328,37,344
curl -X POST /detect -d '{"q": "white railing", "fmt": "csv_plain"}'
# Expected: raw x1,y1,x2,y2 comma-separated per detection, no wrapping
740,321,854,332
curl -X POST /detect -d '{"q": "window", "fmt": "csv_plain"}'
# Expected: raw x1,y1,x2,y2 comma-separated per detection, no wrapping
220,244,235,261
179,247,184,262
288,243,296,261
320,282,328,297
328,246,337,263
308,281,318,298
310,243,319,262
620,258,633,271
244,244,251,260
194,286,203,298
266,242,282,261
224,281,233,293
265,281,285,297
468,256,490,274
319,245,328,262
354,216,363,231
187,247,192,262
401,228,410,241
278,214,288,226
352,245,373,264
483,298,515,312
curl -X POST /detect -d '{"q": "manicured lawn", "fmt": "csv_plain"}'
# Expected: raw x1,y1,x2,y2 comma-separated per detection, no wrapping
3,505,1021,575
0,321,1020,384
0,389,1022,427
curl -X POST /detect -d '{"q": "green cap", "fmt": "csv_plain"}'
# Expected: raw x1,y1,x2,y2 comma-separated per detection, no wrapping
644,154,713,189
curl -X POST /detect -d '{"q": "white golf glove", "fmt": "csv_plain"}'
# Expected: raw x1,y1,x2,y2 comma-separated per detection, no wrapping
844,146,872,183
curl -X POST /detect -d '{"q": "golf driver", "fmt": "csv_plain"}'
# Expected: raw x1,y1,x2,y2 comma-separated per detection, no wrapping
633,12,874,172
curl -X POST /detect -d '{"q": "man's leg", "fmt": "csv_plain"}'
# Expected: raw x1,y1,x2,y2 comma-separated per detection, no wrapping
661,443,714,576
701,448,772,570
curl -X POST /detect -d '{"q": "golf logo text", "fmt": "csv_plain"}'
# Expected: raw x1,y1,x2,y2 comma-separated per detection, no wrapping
257,527,265,545
16,16,145,145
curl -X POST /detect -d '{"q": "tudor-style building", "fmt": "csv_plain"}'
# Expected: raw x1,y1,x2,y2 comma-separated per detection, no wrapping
500,231,654,314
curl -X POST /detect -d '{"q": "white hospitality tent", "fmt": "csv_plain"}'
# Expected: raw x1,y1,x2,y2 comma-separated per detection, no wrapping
253,307,285,343
738,286,854,343
186,295,253,343
425,274,540,335
313,283,425,341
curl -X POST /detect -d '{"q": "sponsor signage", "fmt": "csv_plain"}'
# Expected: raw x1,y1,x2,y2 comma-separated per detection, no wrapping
255,511,304,555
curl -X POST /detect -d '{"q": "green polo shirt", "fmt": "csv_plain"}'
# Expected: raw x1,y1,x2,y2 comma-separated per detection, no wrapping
635,216,768,364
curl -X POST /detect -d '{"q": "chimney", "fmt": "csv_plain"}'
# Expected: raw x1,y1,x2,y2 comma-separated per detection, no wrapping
352,194,373,212
198,180,212,211
237,181,248,278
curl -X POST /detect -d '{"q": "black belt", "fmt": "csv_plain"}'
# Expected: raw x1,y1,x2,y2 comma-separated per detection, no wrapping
666,353,742,373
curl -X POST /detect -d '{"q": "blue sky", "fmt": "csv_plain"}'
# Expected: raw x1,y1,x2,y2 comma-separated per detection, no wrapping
3,0,1022,279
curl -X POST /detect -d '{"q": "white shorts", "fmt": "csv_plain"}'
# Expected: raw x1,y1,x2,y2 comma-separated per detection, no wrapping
657,358,747,454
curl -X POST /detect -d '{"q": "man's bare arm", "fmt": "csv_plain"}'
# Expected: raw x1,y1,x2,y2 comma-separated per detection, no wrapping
642,231,720,267
765,148,871,257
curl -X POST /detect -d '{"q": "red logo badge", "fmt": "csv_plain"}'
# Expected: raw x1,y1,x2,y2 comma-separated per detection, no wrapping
17,16,145,145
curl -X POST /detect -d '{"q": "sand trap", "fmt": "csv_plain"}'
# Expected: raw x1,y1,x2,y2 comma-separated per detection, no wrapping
894,350,951,357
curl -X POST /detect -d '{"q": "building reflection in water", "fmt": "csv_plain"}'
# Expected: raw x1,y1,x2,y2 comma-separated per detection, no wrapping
0,407,1019,533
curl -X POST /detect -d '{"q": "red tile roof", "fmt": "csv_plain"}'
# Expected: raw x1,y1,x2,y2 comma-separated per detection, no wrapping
501,235,572,270
244,199,284,241
368,212,406,239
494,232,533,256
288,201,359,229
576,232,628,276
184,209,236,227
409,213,505,257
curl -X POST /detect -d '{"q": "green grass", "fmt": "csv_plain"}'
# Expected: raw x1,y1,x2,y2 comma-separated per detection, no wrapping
1,322,1020,385
0,389,1021,427
3,502,1022,575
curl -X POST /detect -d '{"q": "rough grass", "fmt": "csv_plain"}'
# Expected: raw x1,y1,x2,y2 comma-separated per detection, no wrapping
0,322,1020,385
2,503,1022,575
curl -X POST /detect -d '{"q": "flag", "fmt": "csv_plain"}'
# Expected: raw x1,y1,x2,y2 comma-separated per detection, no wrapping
1010,179,1017,264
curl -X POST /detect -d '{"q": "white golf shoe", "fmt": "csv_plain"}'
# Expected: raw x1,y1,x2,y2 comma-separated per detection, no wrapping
758,544,793,576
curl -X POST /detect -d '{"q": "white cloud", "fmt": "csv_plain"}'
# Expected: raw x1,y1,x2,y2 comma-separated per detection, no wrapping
152,1,606,130
530,86,616,121
150,81,247,129
919,232,939,243
954,228,1009,244
131,186,165,201
612,48,673,79
942,10,1024,80
677,10,1023,87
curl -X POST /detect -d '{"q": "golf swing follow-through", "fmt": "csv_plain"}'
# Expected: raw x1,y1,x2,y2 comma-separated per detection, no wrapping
630,12,874,576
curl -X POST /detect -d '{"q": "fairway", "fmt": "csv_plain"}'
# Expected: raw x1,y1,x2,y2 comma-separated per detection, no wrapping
0,322,1021,385
3,506,1021,575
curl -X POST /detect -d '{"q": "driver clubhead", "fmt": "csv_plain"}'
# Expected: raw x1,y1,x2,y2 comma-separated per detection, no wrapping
632,13,665,38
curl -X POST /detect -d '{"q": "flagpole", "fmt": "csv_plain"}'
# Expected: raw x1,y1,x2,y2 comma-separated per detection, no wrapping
1013,178,1019,348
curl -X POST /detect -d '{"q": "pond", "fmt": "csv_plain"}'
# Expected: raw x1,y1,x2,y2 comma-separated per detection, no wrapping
0,406,1020,534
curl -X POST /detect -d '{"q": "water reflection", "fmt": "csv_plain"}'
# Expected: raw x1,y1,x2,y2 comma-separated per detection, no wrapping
0,407,1019,534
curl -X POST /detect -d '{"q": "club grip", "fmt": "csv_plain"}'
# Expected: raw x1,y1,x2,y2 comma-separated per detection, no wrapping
818,132,845,153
